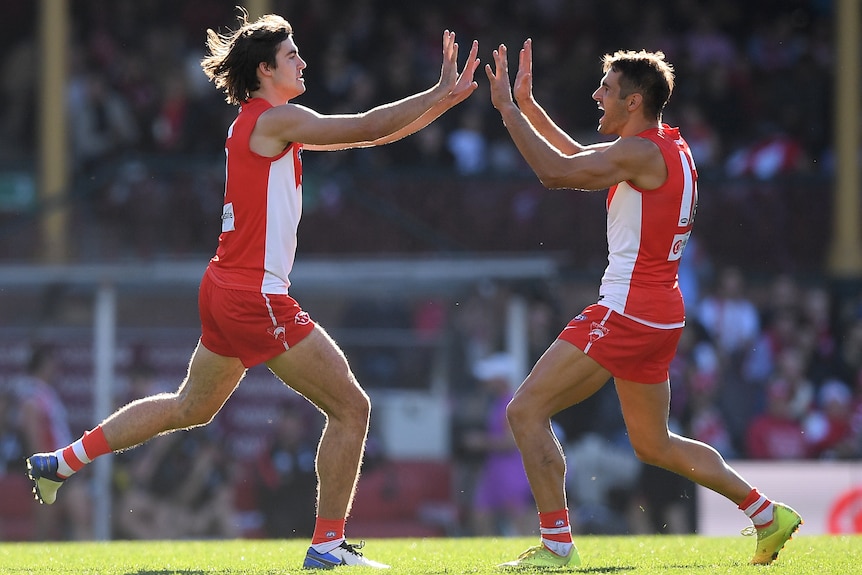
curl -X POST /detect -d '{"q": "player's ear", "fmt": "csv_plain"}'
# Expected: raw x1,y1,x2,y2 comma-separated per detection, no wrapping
628,93,642,111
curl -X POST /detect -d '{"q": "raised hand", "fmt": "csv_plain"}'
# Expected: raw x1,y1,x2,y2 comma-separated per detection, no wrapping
437,30,460,95
484,43,515,111
446,39,481,105
513,39,534,106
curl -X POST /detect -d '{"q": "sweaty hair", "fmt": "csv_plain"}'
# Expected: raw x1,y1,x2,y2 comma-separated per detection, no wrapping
602,50,674,120
201,8,293,105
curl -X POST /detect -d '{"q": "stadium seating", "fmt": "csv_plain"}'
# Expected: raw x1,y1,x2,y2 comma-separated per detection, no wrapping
348,460,458,538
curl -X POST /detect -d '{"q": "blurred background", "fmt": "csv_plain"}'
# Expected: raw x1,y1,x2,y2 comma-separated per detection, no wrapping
1,0,861,542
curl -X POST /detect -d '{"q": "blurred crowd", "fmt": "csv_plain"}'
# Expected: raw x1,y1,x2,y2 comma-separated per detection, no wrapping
3,0,831,173
0,343,323,541
0,0,836,260
1,256,862,540
448,255,862,535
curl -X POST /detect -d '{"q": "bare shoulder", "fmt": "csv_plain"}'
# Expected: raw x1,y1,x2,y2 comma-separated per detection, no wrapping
603,136,666,189
604,135,661,159
257,102,319,132
252,103,321,155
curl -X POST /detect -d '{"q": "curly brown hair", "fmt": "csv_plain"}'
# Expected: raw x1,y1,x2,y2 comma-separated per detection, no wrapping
201,8,293,105
602,50,675,120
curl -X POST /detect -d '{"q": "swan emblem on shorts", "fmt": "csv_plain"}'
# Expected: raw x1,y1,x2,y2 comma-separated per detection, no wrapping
268,325,287,343
589,322,609,343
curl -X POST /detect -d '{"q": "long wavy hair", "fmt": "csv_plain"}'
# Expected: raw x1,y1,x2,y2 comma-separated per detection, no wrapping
201,8,293,105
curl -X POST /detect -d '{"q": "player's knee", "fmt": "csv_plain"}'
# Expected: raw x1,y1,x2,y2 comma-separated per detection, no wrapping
331,387,371,429
172,394,218,428
178,407,216,428
505,396,532,436
350,391,371,426
629,437,668,467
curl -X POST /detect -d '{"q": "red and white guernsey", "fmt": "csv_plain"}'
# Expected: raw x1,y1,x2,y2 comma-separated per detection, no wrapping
207,98,303,295
598,124,697,328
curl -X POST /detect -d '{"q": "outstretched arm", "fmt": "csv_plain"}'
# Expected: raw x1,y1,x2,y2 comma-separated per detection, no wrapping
486,42,658,191
255,31,466,154
512,39,610,155
311,39,481,150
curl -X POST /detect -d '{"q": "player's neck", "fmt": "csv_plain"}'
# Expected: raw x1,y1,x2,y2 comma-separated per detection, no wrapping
620,117,660,138
250,83,296,107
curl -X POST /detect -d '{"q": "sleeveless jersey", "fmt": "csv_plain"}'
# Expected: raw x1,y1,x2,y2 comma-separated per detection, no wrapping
207,98,303,295
598,124,697,328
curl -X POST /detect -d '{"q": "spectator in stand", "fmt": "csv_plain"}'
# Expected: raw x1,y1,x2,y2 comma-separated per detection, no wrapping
0,387,32,540
0,389,25,476
252,401,320,539
677,104,721,170
770,347,815,422
461,353,535,536
799,285,839,383
676,235,710,314
724,124,810,180
743,308,800,389
696,266,761,361
447,107,488,174
803,380,859,459
684,12,737,70
698,267,762,445
67,70,139,172
669,320,717,425
686,372,736,460
742,274,803,386
16,344,92,540
115,427,237,539
152,73,190,151
745,381,806,460
836,317,862,389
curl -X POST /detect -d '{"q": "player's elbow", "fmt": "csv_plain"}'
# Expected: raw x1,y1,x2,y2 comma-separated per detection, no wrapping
529,163,566,188
534,162,593,190
538,173,571,190
541,171,608,192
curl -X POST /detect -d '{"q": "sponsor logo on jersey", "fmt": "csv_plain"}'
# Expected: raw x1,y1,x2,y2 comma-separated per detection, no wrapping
221,202,235,232
667,231,691,262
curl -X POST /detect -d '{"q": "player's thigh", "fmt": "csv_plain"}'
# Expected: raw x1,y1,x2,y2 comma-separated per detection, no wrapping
510,339,612,419
266,325,369,417
178,340,247,418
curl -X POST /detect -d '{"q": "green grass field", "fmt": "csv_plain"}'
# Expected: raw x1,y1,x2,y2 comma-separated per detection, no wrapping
0,535,858,574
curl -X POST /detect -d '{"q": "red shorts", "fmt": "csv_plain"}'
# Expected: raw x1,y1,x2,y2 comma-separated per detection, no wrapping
199,271,316,367
557,304,682,384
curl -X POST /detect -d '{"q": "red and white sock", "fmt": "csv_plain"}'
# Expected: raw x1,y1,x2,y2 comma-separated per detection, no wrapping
539,508,573,557
54,426,112,479
739,488,775,528
310,517,346,554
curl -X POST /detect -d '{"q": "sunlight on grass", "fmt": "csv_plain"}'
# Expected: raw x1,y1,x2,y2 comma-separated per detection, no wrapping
0,535,858,574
